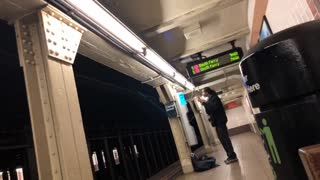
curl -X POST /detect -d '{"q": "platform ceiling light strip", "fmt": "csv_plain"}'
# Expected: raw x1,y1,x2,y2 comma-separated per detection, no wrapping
65,0,145,52
144,49,176,77
63,0,195,90
174,73,188,86
186,82,195,90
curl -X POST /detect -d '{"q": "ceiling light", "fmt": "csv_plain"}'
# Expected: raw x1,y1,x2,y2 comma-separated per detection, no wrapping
186,82,195,90
62,0,195,90
144,49,176,77
174,73,187,86
65,0,145,52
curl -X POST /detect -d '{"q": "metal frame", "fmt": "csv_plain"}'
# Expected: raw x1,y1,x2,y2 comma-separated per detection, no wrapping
152,132,165,169
117,136,130,179
14,5,92,180
85,129,178,179
129,135,142,180
103,139,115,180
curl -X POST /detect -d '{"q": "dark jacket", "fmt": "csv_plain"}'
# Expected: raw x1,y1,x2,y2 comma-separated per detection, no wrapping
202,92,228,126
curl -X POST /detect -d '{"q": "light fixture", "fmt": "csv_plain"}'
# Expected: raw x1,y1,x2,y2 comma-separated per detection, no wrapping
60,0,195,90
65,0,145,52
174,73,187,86
144,49,176,77
186,82,195,90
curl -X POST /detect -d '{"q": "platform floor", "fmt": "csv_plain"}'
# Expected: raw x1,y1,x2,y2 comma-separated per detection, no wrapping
176,132,274,180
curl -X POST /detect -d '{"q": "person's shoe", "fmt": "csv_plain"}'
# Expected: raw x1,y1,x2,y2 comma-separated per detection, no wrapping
224,157,238,164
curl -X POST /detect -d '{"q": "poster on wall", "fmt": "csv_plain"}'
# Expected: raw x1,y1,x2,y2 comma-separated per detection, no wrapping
259,16,273,41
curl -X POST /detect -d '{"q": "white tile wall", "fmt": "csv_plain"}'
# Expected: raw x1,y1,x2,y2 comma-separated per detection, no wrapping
266,0,314,33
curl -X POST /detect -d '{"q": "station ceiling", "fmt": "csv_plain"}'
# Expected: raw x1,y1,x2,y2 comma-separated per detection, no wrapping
0,0,249,91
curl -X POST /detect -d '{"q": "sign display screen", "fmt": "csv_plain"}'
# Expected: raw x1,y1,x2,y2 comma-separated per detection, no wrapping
187,48,243,77
178,92,187,106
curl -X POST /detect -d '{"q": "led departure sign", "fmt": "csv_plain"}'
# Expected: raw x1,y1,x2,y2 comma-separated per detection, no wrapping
187,48,243,76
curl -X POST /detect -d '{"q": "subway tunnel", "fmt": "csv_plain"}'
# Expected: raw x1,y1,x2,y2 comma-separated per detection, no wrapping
0,0,320,180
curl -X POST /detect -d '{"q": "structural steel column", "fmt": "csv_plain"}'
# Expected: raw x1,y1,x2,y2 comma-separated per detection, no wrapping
156,84,194,174
188,100,214,154
15,6,93,180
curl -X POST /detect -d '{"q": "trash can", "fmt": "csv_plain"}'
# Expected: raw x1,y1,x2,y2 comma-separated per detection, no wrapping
240,20,320,180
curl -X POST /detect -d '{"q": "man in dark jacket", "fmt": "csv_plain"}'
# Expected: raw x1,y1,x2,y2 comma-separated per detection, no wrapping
197,87,238,164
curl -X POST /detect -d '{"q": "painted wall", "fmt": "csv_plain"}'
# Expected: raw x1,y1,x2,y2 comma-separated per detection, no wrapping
266,0,314,33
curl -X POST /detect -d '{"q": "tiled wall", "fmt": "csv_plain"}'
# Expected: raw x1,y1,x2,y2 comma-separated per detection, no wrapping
249,0,319,46
266,0,314,33
307,0,320,19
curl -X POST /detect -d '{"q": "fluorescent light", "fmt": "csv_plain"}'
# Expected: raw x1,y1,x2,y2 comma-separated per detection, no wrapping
174,73,187,86
66,0,145,52
186,82,195,90
144,49,176,76
63,0,195,90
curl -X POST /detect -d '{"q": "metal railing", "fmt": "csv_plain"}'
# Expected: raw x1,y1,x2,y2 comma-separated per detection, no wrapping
87,129,179,180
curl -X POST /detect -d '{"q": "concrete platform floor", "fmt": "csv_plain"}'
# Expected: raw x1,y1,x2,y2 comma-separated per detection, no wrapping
176,132,274,180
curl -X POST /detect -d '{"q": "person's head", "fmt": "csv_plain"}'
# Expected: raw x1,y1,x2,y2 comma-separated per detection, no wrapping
202,87,215,97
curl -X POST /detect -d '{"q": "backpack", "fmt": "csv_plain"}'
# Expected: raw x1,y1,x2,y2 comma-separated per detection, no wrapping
191,153,217,172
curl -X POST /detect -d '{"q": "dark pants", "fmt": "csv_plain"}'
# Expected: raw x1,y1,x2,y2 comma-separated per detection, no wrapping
216,124,236,158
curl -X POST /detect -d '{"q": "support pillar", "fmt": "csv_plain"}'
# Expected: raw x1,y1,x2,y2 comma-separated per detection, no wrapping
156,84,194,174
15,6,93,180
188,100,214,154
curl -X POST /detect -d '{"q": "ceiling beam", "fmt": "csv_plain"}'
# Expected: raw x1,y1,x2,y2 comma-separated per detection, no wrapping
180,27,250,58
79,32,170,88
143,0,245,37
79,32,156,82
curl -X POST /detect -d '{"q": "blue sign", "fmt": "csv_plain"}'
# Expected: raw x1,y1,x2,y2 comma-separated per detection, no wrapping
178,92,187,106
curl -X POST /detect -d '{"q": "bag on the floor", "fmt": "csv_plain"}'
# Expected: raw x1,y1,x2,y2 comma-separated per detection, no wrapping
191,153,217,172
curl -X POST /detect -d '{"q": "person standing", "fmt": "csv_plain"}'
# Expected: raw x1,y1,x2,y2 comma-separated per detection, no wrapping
197,87,238,164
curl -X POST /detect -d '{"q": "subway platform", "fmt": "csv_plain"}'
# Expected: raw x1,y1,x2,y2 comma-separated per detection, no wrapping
152,132,274,180
177,132,273,180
